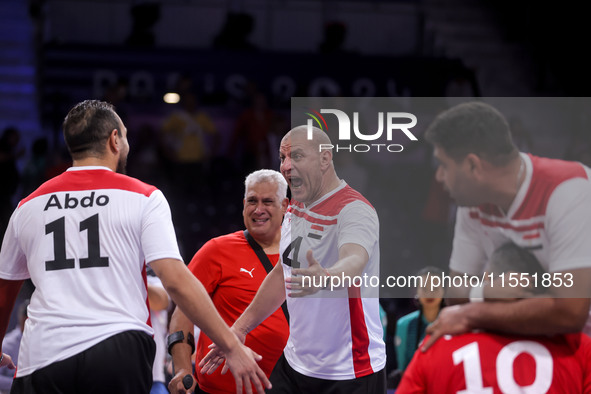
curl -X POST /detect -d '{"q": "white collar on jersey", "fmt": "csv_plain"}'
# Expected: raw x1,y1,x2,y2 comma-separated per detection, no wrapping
66,166,113,172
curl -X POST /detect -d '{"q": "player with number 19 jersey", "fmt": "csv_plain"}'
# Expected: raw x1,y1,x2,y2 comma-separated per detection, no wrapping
0,166,182,377
280,181,386,380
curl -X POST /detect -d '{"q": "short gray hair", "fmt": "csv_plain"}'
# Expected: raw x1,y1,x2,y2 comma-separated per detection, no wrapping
244,169,288,202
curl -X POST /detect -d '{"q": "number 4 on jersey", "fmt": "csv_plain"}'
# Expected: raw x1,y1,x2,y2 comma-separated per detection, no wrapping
282,236,303,269
45,213,109,271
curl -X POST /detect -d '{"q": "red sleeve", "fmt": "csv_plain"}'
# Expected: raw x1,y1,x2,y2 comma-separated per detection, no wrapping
396,344,427,394
187,238,222,296
582,335,591,394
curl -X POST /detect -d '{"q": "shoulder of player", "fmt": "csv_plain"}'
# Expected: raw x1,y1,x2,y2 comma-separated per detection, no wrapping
193,231,248,260
18,169,158,208
307,186,375,218
108,172,159,196
209,231,248,248
523,154,591,211
529,154,590,185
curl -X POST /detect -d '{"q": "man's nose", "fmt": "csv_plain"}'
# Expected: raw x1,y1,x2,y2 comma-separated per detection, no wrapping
281,156,292,172
254,201,265,213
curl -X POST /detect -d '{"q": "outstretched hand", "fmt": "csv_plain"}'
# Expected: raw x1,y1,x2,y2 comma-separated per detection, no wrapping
286,250,329,297
199,326,246,376
224,344,270,394
199,341,269,394
199,344,226,376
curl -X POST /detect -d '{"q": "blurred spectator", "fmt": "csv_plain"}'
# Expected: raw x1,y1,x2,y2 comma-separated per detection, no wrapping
229,91,278,178
395,267,444,373
44,145,71,180
212,12,257,51
126,2,160,47
126,124,166,187
102,79,130,120
0,300,29,393
318,21,349,54
21,137,49,197
160,91,219,197
444,64,480,102
0,127,24,237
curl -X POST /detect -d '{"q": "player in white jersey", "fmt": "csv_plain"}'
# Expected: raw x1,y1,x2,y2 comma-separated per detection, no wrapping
419,101,591,351
0,100,270,394
201,126,386,393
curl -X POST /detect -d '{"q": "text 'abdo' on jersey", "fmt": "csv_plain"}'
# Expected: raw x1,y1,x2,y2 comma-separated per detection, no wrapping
44,192,110,211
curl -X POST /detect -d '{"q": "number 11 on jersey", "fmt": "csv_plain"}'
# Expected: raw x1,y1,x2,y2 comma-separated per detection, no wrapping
45,213,109,271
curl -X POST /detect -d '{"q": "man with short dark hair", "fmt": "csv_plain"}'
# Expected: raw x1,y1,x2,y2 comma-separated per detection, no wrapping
421,101,591,350
0,100,270,394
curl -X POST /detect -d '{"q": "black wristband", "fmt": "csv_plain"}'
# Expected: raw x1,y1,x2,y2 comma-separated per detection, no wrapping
167,331,184,355
167,331,196,355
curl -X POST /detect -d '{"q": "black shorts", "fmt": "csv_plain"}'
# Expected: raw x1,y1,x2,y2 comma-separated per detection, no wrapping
268,353,386,394
11,330,155,394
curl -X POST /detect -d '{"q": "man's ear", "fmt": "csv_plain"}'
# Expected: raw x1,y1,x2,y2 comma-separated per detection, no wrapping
108,129,119,153
281,197,289,213
319,148,333,170
464,153,483,177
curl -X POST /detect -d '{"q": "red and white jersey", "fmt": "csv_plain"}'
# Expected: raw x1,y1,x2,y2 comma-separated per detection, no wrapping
281,181,386,380
451,153,591,275
397,332,591,393
0,166,182,377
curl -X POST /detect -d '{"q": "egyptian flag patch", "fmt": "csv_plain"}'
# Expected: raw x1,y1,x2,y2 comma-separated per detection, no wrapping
308,224,324,240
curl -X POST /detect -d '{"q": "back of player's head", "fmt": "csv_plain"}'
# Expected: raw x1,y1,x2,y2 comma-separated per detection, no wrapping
425,101,518,166
63,100,120,160
245,169,288,202
487,242,546,281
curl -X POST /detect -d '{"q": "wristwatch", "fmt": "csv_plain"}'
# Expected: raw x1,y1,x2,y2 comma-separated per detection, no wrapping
167,331,195,355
